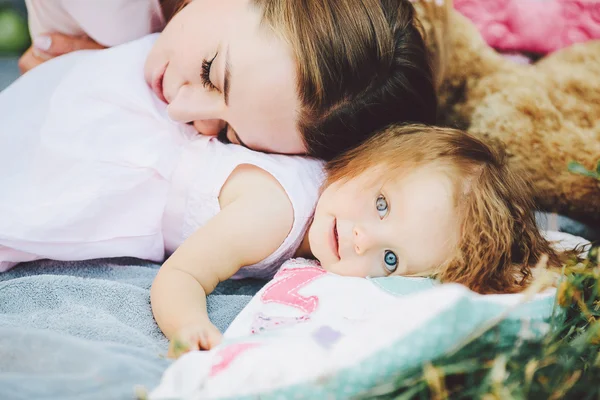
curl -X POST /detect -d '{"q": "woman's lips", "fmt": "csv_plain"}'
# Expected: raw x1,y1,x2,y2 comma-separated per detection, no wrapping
329,218,340,261
151,62,168,104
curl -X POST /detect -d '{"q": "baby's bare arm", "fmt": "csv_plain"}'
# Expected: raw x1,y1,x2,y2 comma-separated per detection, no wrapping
151,165,293,351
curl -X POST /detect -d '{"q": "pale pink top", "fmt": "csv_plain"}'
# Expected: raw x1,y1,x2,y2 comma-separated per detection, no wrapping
25,0,165,46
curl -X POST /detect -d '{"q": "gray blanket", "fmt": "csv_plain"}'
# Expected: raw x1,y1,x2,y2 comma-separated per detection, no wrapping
0,258,265,400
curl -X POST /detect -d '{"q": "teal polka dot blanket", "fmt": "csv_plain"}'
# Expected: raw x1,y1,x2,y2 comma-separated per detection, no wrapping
150,234,588,400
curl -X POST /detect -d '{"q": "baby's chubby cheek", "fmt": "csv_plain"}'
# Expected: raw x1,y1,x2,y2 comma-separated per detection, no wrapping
320,259,372,278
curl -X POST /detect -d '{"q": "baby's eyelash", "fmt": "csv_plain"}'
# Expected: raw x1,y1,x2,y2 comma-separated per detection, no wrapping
201,55,218,91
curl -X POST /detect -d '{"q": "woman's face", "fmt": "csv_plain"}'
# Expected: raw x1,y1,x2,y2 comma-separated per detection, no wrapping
145,0,305,154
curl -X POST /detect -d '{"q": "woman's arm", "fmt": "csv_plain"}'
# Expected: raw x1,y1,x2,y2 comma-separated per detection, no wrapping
151,165,294,354
19,0,166,74
19,34,105,74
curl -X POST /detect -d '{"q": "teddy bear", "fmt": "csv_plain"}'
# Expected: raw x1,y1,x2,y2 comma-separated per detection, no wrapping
413,0,600,226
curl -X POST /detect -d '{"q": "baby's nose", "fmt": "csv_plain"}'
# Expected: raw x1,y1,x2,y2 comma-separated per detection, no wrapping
353,226,375,255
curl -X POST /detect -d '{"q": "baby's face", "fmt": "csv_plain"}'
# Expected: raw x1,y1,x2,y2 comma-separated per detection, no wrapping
145,0,305,155
309,165,460,278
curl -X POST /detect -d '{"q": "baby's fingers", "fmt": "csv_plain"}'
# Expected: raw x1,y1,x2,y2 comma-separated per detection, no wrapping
168,336,199,359
167,325,222,358
198,326,223,350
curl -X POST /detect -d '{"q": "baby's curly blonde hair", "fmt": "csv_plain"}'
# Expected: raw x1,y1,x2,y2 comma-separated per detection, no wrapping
326,125,563,294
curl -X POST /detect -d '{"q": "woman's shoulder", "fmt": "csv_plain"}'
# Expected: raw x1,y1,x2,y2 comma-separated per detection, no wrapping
1,34,172,147
13,34,159,96
76,34,158,69
44,35,161,112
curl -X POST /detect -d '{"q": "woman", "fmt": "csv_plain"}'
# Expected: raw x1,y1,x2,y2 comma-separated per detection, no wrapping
18,0,438,158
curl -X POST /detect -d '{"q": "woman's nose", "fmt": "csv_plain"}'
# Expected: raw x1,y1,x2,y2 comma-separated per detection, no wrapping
353,225,375,255
166,84,224,131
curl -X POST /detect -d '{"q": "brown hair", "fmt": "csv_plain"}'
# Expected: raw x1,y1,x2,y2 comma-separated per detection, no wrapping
253,0,437,160
326,125,563,294
168,0,436,159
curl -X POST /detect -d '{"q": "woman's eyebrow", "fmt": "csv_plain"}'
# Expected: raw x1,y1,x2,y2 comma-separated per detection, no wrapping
224,47,231,106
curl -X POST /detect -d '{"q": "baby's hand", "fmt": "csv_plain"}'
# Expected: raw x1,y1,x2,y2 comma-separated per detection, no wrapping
168,322,223,358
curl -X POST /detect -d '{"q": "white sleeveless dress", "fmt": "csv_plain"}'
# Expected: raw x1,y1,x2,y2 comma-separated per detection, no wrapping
0,35,325,278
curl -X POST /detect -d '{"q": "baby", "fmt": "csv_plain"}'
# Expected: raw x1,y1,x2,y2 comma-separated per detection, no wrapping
163,123,565,352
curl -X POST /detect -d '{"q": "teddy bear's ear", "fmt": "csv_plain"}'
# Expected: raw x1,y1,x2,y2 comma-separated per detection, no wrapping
411,0,452,92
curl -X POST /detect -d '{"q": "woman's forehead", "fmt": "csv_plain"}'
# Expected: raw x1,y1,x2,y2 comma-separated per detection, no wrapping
226,25,302,152
228,13,297,101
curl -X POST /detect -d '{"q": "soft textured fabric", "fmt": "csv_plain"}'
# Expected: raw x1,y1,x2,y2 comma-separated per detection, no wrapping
0,257,265,400
151,232,587,400
454,0,600,54
0,35,324,279
25,0,165,47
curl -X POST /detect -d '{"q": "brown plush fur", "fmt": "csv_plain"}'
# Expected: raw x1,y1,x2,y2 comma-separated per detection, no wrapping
414,0,600,225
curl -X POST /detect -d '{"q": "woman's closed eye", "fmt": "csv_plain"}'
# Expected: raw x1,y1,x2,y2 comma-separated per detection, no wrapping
376,194,389,219
201,53,219,91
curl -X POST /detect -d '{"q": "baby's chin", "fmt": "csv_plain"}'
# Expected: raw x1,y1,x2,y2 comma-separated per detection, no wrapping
318,262,332,272
314,258,337,274
316,261,366,278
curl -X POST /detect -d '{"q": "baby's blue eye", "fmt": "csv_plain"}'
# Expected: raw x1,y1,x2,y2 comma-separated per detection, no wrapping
376,195,388,219
384,250,398,273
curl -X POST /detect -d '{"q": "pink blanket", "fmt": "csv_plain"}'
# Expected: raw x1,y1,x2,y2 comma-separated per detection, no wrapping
454,0,600,54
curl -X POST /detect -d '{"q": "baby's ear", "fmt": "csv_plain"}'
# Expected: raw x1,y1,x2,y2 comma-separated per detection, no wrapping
411,0,452,91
